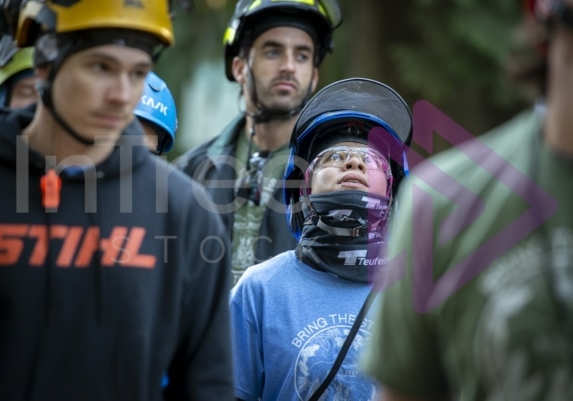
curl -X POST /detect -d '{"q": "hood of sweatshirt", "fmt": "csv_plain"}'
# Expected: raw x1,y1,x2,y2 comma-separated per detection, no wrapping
0,104,150,180
0,104,157,329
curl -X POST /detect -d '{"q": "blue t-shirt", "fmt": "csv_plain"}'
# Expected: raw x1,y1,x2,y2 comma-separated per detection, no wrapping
230,251,379,401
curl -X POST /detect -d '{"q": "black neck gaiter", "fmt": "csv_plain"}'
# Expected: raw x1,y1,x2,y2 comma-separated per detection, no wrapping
295,190,390,283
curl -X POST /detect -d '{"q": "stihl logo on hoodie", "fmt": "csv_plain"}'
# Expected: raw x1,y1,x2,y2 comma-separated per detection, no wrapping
0,224,156,268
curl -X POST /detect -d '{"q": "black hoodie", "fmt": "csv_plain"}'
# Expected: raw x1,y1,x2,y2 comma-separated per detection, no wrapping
0,105,234,401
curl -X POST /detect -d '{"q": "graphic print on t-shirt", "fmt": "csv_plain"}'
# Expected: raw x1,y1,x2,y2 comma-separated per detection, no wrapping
291,314,378,401
476,227,573,399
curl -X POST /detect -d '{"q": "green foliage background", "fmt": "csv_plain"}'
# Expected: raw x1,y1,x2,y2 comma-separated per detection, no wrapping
156,0,530,159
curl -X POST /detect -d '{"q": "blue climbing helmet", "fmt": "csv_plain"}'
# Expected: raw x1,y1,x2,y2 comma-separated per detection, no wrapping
284,77,413,240
134,71,178,153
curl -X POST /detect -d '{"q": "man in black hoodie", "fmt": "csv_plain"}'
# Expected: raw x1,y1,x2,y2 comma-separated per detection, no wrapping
0,1,234,400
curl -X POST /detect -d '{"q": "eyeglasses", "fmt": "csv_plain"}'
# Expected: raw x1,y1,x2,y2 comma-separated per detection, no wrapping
302,146,393,198
236,151,269,206
308,146,389,172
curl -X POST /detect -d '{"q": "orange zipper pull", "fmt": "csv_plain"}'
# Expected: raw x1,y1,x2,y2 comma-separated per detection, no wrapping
40,168,62,209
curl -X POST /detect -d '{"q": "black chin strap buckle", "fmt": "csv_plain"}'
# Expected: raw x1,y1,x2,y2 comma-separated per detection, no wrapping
351,226,365,237
315,216,367,238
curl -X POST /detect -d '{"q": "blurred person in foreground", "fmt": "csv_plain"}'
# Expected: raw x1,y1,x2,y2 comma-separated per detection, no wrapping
0,1,234,400
231,78,412,401
176,0,342,284
363,0,573,400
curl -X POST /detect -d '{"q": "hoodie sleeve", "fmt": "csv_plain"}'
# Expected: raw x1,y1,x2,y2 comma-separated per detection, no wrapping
164,179,234,401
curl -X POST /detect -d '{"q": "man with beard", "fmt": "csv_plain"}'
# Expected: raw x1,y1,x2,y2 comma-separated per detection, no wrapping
176,0,342,284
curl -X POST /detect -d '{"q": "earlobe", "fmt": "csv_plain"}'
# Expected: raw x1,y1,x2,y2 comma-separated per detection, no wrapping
232,56,246,83
311,67,319,92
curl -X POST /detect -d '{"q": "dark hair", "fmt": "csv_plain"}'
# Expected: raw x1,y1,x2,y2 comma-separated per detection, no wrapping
238,11,323,66
34,28,161,67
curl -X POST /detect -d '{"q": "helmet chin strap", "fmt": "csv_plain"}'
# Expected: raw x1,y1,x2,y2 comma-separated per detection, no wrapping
39,77,95,146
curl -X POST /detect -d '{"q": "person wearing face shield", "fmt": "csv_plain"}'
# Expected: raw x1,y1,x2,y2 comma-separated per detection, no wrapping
230,77,412,401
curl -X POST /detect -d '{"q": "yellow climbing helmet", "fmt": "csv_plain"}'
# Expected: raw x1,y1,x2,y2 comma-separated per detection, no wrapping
223,0,342,81
15,0,174,48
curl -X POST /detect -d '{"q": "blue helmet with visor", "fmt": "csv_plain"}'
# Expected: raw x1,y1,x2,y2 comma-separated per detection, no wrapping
284,77,413,240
